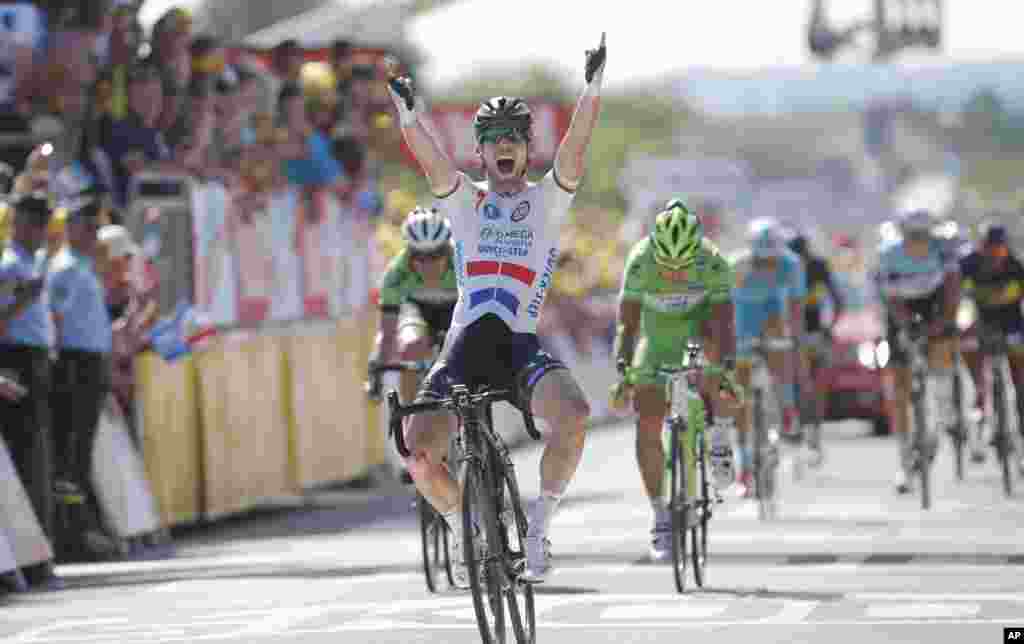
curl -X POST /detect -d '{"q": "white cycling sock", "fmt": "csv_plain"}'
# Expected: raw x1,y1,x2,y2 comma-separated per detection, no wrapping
527,491,562,538
650,496,669,526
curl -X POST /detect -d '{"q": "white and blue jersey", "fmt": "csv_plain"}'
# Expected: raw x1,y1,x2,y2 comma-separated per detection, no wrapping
875,238,957,302
732,248,807,357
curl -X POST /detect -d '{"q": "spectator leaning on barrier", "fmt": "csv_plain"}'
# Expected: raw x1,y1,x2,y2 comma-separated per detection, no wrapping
0,191,62,589
97,224,154,434
276,82,343,188
48,192,119,562
95,62,172,210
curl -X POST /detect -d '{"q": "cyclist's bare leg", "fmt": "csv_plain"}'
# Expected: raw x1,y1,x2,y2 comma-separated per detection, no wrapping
527,368,590,536
962,326,986,410
404,411,459,513
396,325,433,403
631,384,667,502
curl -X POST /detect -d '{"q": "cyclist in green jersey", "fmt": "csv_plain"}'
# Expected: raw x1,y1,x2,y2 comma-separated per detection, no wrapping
611,199,737,562
371,206,458,404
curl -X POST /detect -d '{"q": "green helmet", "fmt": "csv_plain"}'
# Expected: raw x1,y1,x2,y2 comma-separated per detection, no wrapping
651,199,702,268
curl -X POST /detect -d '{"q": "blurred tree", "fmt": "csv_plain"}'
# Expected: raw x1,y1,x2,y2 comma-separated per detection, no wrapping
194,0,329,40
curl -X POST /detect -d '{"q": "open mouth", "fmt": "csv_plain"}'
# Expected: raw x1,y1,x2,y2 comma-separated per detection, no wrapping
496,158,516,174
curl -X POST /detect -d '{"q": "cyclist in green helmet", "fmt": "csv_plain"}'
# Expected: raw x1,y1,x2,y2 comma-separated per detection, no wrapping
612,198,737,562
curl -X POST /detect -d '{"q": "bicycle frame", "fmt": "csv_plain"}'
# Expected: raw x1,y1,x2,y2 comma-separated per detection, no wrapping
977,326,1017,497
745,335,795,520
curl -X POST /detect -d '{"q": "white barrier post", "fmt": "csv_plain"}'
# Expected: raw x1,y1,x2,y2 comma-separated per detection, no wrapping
0,435,54,568
91,394,161,538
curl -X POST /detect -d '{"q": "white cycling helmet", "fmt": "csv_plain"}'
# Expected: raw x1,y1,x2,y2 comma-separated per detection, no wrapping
402,206,452,254
747,216,786,258
898,209,935,236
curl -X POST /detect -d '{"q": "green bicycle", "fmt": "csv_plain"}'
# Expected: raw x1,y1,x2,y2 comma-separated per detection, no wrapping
623,341,727,593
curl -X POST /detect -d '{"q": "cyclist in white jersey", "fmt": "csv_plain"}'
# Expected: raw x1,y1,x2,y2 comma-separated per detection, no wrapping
385,34,606,583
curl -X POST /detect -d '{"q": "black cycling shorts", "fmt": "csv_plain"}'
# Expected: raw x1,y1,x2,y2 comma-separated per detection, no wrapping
419,313,566,410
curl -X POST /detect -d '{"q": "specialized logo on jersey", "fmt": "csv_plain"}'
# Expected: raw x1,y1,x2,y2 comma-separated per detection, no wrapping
511,201,531,222
482,203,502,221
527,249,560,318
645,288,706,313
465,260,537,315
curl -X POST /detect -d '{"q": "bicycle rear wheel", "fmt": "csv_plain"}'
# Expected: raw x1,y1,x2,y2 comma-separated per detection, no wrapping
463,461,506,643
493,453,535,644
668,418,688,593
418,494,446,593
993,369,1014,498
691,434,709,588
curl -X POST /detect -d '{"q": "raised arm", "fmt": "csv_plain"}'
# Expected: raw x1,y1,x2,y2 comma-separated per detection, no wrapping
385,59,459,198
554,32,607,191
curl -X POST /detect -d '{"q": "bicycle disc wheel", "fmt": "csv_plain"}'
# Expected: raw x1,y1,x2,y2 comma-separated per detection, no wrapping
463,462,506,643
493,455,535,644
691,435,709,588
993,370,1014,498
418,494,445,593
669,419,688,593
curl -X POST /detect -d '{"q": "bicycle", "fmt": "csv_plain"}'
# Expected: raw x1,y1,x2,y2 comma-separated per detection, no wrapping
389,383,542,644
745,335,796,521
949,339,967,482
895,316,942,510
652,341,723,593
368,360,463,593
975,324,1018,497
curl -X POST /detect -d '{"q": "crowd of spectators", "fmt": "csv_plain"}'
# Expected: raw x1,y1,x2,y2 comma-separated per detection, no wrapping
0,0,392,594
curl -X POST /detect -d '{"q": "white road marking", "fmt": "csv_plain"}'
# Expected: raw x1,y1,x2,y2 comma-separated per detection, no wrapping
600,602,730,620
760,600,820,623
865,603,981,619
850,592,1024,602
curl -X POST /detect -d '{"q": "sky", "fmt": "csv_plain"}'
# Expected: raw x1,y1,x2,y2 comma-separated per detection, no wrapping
136,0,1024,90
406,0,1024,90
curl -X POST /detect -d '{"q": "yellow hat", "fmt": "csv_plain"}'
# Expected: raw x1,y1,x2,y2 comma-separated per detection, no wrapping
48,207,67,235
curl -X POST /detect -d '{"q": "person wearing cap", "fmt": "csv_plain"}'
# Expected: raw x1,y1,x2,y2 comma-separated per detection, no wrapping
47,195,119,562
0,191,62,589
959,221,1024,472
97,224,155,437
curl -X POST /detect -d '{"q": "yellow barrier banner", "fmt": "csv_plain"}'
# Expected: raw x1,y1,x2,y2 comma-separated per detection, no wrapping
197,332,295,518
136,352,203,526
286,318,370,488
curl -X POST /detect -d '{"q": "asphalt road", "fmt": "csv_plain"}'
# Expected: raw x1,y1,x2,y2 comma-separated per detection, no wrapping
2,419,1023,644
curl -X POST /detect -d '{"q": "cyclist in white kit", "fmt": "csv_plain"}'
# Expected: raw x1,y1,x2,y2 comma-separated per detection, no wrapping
386,33,606,582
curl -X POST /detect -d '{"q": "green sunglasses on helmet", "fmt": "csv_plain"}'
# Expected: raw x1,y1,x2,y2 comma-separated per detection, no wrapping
477,126,529,145
651,200,702,269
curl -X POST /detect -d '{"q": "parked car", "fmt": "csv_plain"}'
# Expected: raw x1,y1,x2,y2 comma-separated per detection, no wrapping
820,278,892,435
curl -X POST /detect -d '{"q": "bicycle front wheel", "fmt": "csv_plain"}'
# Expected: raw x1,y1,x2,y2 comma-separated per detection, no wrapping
463,462,506,643
951,365,965,481
993,369,1014,498
911,388,931,510
668,418,688,593
692,434,709,588
418,494,446,593
753,388,776,520
492,451,535,644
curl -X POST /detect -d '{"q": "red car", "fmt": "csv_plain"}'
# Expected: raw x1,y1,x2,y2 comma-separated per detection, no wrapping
821,302,892,435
